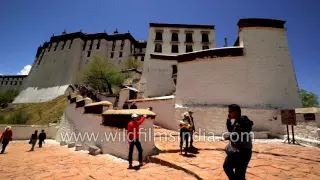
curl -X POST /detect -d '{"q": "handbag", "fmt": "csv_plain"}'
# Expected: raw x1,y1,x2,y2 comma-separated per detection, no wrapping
28,139,32,144
225,143,239,156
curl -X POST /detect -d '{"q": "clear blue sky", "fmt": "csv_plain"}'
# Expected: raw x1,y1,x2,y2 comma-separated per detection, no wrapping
0,0,319,96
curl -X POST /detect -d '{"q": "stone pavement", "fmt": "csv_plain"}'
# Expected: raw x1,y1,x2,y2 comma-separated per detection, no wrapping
151,136,320,179
0,141,196,180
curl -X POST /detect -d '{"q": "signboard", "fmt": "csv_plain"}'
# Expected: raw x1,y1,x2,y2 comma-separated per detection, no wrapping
281,109,297,126
304,113,315,121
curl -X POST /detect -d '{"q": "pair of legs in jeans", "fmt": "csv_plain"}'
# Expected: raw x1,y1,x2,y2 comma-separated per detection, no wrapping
223,149,252,180
180,129,189,155
1,140,9,154
128,139,143,168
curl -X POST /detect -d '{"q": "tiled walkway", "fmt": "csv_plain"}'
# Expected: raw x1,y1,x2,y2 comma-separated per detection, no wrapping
152,136,320,179
1,132,320,179
0,141,196,180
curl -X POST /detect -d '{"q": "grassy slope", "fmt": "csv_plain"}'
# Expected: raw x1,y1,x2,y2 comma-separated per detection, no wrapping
0,95,68,125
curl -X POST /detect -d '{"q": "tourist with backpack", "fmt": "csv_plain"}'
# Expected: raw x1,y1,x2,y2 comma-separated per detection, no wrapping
223,104,254,180
29,130,38,151
0,126,13,154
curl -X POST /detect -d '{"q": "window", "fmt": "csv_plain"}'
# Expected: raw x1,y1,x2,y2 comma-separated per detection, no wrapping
87,51,91,57
186,33,193,42
20,82,22,85
154,44,162,53
119,52,122,57
54,42,59,51
171,45,179,53
5,81,8,85
186,45,193,52
96,39,101,49
202,45,209,50
135,56,138,60
141,56,144,61
48,44,51,52
69,39,73,49
89,41,93,50
120,40,124,50
10,82,13,85
61,41,66,50
14,81,17,85
83,41,87,51
139,48,142,52
112,41,115,51
172,65,177,85
110,52,114,58
202,33,209,42
0,81,3,85
171,33,179,42
155,32,162,41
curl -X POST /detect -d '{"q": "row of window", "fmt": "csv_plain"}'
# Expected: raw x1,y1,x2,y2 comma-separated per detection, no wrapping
83,39,101,51
155,32,209,43
110,52,123,58
0,81,22,86
154,44,209,53
112,40,124,52
0,78,24,81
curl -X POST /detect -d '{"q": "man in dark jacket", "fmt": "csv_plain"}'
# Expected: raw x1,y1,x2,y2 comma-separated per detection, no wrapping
130,102,137,109
38,129,46,148
223,104,253,180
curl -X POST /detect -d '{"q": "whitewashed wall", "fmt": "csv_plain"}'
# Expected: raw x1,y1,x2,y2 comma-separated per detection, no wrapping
127,97,176,130
175,106,284,137
141,25,216,97
145,59,177,97
0,125,58,140
175,27,301,109
57,104,156,161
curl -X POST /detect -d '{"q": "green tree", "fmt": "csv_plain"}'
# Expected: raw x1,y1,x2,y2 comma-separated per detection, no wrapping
80,55,125,94
0,90,19,108
299,89,319,107
124,58,143,70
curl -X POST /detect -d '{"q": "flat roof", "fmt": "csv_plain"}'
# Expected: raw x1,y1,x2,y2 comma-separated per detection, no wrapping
237,18,286,29
150,23,215,29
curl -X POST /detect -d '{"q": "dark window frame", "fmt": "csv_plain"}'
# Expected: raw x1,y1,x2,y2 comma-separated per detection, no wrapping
110,52,114,58
186,33,193,43
154,44,162,53
171,33,179,42
171,45,179,53
186,45,193,52
155,32,163,41
202,33,209,43
119,52,122,57
96,39,101,49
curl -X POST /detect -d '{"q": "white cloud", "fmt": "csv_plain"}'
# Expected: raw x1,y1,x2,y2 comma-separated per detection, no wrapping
17,65,32,75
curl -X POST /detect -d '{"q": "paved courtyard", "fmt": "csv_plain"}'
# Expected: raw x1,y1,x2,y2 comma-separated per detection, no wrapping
0,141,195,180
1,133,320,180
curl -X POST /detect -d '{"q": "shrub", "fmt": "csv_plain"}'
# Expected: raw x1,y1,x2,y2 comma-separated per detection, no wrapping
0,90,20,109
5,110,30,124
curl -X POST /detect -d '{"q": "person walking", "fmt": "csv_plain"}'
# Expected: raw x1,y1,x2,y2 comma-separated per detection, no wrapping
223,104,253,180
179,112,192,155
127,114,147,168
0,126,13,154
122,102,129,109
38,130,46,148
188,111,196,148
130,102,137,109
29,130,38,151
